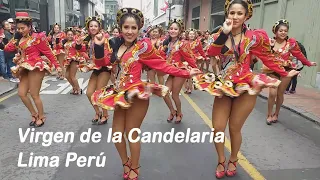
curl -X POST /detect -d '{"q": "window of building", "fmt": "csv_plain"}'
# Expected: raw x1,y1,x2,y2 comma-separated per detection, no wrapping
191,6,200,29
210,0,225,31
211,0,224,14
252,0,262,3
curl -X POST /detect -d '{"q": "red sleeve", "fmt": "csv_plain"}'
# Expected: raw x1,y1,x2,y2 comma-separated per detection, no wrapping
207,31,228,56
35,33,60,69
179,41,197,68
250,30,288,77
288,38,312,66
138,39,190,78
196,40,206,58
4,39,17,52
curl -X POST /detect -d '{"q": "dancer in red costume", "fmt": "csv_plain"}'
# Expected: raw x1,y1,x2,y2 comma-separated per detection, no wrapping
185,28,206,94
4,12,61,127
91,8,201,180
146,25,165,85
159,19,198,123
77,16,112,125
263,19,317,124
192,0,299,178
62,27,87,95
47,23,66,80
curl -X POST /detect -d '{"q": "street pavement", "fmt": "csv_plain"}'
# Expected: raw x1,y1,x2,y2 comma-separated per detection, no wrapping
0,72,320,180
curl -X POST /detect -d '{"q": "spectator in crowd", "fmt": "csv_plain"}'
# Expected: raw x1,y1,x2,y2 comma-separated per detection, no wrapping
2,19,19,83
0,25,6,79
285,41,306,94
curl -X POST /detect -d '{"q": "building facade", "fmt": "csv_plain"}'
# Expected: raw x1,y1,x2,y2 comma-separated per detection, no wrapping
184,0,320,89
142,0,184,29
104,0,118,31
0,0,11,23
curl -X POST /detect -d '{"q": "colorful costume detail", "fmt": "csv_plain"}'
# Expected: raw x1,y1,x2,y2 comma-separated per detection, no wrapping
63,39,87,68
159,40,197,70
77,37,112,72
4,32,60,76
92,39,191,110
47,31,66,55
190,39,206,60
193,28,288,97
262,38,313,76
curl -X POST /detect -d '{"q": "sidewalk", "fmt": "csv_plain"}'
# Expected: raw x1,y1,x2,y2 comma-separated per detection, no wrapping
259,86,320,125
0,77,18,96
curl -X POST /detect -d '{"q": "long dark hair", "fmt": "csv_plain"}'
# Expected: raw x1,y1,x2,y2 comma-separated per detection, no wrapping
162,22,182,53
110,13,141,64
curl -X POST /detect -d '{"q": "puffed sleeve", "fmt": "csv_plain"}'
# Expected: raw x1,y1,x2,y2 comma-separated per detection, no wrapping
35,32,60,69
138,39,191,78
207,30,228,56
250,29,288,77
179,41,197,68
93,39,112,66
288,38,312,66
4,38,17,52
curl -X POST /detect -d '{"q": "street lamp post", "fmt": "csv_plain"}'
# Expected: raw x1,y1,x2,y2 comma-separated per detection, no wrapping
168,0,172,22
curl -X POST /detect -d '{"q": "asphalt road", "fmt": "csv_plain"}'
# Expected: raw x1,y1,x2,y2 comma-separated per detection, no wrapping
0,72,320,180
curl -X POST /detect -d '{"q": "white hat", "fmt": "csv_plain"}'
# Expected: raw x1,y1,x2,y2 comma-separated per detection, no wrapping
7,18,14,23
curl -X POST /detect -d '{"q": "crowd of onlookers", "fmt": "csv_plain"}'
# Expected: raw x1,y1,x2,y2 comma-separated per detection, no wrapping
0,17,19,83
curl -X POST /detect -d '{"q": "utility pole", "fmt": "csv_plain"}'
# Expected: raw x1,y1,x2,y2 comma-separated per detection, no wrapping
168,0,172,22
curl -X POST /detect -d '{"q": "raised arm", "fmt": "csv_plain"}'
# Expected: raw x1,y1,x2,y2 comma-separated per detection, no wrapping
250,30,288,77
288,38,313,66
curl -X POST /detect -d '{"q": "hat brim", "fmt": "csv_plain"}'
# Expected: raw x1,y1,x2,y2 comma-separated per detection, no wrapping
15,17,32,22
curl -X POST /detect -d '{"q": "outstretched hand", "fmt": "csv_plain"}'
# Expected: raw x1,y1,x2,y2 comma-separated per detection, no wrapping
310,62,317,66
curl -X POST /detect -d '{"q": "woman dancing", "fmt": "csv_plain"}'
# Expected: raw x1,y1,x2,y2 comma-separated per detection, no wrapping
192,0,299,178
184,28,206,94
160,19,198,123
146,25,165,84
77,16,112,125
62,27,86,95
263,19,316,124
47,23,66,80
4,12,61,127
91,8,201,179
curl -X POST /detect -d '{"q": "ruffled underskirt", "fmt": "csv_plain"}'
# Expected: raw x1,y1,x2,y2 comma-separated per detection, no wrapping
192,72,281,97
91,82,169,110
11,61,54,77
